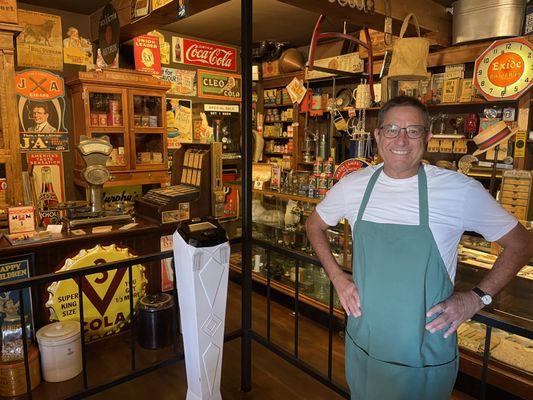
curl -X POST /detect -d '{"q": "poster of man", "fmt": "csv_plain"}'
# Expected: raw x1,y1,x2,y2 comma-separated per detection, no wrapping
27,103,57,132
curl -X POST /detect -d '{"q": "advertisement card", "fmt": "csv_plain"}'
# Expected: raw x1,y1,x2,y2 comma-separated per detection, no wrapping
160,235,174,292
8,206,35,234
63,26,93,67
16,70,69,152
172,36,237,72
167,98,192,147
134,35,162,76
161,67,196,96
147,30,170,64
16,10,63,71
198,70,241,101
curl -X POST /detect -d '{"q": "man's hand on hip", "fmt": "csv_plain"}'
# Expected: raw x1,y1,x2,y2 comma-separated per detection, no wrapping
425,291,483,339
331,272,361,318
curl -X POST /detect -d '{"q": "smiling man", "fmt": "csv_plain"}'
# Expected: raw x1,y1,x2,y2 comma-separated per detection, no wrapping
28,104,57,133
306,96,533,399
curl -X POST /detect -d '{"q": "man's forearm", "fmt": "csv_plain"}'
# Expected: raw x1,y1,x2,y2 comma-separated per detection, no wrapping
305,215,344,281
477,226,533,296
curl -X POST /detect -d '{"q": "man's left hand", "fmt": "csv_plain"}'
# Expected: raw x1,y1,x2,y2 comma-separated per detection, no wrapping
425,291,484,339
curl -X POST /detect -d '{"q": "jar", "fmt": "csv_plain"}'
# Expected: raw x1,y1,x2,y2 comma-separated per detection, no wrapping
137,293,175,349
36,321,82,382
0,346,41,397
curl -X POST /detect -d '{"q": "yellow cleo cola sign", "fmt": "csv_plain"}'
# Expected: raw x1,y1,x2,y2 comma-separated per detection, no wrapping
46,244,147,342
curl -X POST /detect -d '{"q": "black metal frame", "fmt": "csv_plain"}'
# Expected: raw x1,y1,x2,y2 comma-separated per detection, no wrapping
0,250,242,399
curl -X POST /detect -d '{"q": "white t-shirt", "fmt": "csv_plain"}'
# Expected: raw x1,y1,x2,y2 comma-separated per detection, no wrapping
315,164,518,282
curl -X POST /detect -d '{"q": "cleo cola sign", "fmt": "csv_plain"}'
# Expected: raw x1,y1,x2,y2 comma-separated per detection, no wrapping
174,37,237,72
198,70,241,101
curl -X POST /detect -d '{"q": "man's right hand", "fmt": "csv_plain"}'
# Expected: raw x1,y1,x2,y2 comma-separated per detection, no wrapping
331,272,361,317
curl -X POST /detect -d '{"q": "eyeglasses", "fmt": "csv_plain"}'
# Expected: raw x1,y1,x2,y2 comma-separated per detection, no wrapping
379,124,427,139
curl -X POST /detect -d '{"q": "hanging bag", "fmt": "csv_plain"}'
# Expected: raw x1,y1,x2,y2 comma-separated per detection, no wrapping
388,13,429,77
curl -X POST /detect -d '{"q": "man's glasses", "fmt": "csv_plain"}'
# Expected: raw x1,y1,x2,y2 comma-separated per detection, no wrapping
379,124,427,139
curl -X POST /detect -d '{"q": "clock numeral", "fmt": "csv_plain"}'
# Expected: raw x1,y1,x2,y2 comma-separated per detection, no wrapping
489,88,493,93
526,77,530,83
528,52,532,59
478,70,482,76
514,86,518,92
501,89,506,96
484,57,489,63
493,49,498,54
480,81,485,87
506,43,512,49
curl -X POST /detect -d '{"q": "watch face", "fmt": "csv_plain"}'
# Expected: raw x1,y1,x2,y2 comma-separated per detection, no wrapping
481,294,492,305
474,37,533,101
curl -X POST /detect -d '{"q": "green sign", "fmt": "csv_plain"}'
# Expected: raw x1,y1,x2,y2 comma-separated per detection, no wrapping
198,70,241,101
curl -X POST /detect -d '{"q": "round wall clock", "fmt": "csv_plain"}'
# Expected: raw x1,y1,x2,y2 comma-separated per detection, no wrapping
473,37,533,101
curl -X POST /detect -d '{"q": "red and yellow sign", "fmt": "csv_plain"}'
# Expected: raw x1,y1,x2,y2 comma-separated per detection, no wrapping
46,245,147,342
16,70,64,100
133,35,161,76
474,37,533,101
333,158,370,181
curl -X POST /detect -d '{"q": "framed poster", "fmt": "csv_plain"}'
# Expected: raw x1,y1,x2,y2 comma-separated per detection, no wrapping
197,70,241,101
167,98,192,147
160,235,174,292
0,254,35,362
16,10,63,71
161,67,196,96
16,70,69,152
63,26,93,67
171,36,237,72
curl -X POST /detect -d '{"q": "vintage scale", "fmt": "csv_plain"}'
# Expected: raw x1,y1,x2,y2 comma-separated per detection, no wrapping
63,136,132,229
346,82,373,159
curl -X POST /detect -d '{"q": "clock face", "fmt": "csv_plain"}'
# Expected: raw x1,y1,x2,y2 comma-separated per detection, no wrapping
474,37,533,101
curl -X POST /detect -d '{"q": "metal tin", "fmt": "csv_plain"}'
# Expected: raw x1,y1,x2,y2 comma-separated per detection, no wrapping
90,113,99,126
313,159,324,175
0,346,41,397
141,115,150,127
108,99,120,112
134,114,142,126
149,115,158,127
137,293,174,349
452,0,526,44
98,113,108,126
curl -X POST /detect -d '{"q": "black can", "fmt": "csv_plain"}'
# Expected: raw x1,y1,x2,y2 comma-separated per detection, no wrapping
137,293,175,349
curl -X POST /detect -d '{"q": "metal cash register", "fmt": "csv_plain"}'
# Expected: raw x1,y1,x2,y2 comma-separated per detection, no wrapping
135,142,225,224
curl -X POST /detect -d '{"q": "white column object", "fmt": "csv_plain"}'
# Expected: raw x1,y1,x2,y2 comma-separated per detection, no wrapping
173,230,230,400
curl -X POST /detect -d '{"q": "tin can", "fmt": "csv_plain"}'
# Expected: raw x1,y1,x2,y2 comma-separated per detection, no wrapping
98,113,107,126
324,158,334,176
327,178,334,189
90,113,99,126
318,173,328,189
141,115,150,127
134,114,142,127
149,116,158,127
309,176,319,189
318,187,328,198
108,99,120,113
313,158,324,175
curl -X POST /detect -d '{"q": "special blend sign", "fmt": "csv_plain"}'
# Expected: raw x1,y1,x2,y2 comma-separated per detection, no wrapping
172,37,237,72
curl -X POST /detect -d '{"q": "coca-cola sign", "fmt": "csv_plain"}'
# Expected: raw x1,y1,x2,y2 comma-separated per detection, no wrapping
172,36,237,72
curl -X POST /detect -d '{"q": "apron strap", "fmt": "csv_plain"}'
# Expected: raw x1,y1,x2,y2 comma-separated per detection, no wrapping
356,166,383,223
418,165,429,227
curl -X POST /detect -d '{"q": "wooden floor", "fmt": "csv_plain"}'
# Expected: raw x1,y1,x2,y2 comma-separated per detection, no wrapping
83,280,474,400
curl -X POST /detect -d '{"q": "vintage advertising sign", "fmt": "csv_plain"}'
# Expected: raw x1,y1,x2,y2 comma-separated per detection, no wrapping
16,10,63,71
102,185,141,205
204,104,239,113
160,235,174,292
147,30,170,64
0,255,34,362
0,0,17,24
16,70,69,151
46,245,147,342
161,67,196,96
172,36,238,72
98,3,120,66
474,37,533,101
63,26,93,67
134,35,162,75
306,52,364,80
28,153,65,225
197,70,241,101
167,98,192,146
8,206,35,234
333,158,370,181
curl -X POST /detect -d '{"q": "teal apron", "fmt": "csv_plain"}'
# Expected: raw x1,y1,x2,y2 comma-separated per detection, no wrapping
345,166,458,400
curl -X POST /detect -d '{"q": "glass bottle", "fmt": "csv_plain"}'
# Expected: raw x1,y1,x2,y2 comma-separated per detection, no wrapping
39,166,59,225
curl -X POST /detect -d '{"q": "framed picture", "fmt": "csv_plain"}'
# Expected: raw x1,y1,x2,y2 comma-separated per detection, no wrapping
430,73,445,104
0,253,35,362
442,78,460,103
386,75,430,102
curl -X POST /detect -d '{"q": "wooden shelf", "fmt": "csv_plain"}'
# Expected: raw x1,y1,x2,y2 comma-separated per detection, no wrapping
263,137,291,140
264,103,293,108
264,120,294,124
252,188,321,204
264,152,291,156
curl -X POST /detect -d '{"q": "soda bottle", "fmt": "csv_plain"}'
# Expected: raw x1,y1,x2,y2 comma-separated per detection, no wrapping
38,166,59,226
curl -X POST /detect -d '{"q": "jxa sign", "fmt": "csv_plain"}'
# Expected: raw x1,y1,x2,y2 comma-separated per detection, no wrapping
198,70,241,101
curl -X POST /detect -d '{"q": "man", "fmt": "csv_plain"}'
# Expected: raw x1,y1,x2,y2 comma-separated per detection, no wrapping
28,104,57,133
306,96,533,400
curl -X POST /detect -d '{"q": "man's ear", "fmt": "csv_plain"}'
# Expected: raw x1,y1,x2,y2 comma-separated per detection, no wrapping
374,128,381,144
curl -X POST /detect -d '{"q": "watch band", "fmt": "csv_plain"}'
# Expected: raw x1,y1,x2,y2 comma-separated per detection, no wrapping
471,287,487,298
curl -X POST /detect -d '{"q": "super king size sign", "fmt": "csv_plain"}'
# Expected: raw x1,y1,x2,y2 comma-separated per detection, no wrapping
176,37,237,72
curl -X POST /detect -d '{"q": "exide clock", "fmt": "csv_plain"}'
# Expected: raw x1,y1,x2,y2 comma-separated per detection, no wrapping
474,37,533,101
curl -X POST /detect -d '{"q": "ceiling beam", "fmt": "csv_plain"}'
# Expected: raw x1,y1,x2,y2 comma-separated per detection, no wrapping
89,0,230,42
276,0,451,47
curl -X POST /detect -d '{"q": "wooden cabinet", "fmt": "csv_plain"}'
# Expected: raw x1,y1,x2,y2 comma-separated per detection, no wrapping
66,69,171,187
0,23,23,208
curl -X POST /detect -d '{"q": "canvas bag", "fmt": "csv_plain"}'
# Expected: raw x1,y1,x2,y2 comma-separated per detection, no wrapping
388,13,429,77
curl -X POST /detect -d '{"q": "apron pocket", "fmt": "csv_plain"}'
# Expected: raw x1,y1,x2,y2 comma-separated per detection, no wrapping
345,334,458,400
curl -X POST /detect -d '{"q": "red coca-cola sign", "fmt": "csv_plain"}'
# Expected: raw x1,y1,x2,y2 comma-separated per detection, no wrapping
180,38,237,72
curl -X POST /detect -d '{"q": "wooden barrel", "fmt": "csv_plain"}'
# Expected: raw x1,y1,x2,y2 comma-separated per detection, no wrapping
0,346,41,397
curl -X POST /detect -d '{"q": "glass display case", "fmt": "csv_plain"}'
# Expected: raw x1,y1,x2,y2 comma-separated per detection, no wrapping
66,69,171,187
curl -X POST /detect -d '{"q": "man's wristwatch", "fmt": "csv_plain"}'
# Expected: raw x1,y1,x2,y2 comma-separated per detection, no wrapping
472,287,492,306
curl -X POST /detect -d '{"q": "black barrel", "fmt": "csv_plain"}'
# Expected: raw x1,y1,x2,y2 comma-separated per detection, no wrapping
137,293,174,349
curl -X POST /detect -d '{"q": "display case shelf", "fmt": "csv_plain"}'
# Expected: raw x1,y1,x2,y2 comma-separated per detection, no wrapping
252,188,322,204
